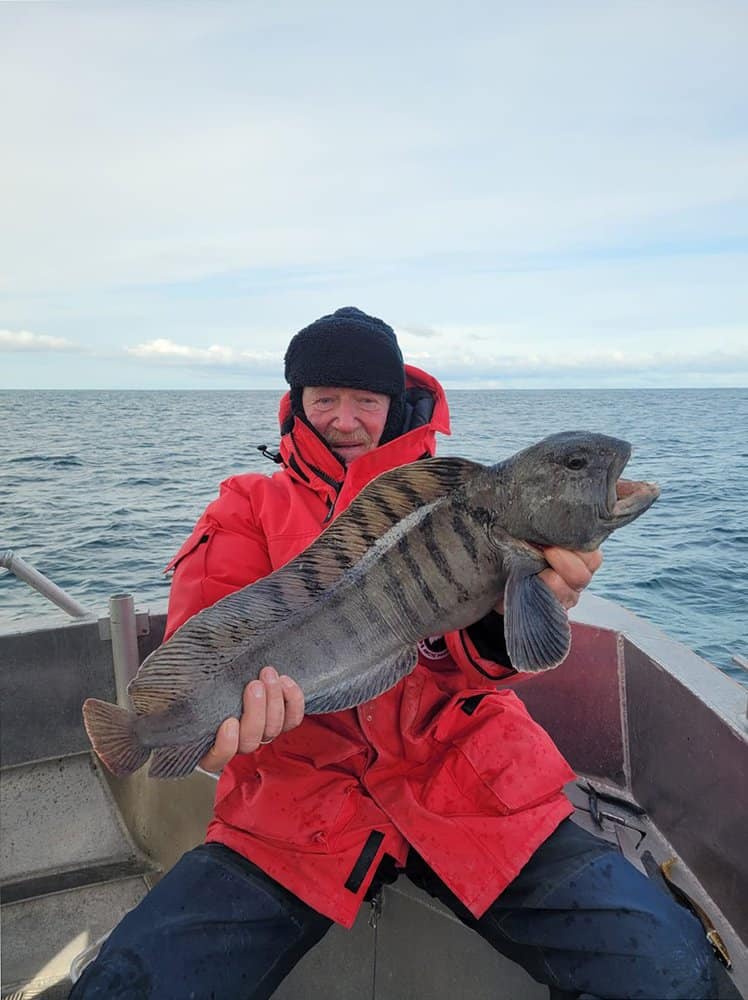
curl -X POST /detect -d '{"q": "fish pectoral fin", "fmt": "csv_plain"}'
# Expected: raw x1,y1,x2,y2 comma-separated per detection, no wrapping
304,645,419,714
504,571,571,672
148,732,218,779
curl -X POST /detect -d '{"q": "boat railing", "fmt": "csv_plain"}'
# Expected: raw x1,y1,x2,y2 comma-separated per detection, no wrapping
2,549,93,619
3,548,748,725
1,549,147,705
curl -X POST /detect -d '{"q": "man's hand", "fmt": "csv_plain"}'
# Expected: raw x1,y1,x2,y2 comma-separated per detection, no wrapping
199,667,305,775
494,547,603,614
539,547,603,610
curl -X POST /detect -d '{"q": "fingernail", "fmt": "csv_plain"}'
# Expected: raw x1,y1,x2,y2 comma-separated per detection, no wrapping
250,681,264,698
280,676,296,690
264,666,279,683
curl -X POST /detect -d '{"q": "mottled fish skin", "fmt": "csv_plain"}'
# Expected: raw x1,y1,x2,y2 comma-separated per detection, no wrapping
82,431,660,778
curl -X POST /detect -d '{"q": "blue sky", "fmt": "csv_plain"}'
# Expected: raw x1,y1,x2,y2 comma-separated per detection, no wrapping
1,1,747,389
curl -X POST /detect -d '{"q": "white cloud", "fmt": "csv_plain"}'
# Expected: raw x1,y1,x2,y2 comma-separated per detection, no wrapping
415,345,748,381
126,338,279,369
0,329,79,352
123,334,748,383
397,324,442,340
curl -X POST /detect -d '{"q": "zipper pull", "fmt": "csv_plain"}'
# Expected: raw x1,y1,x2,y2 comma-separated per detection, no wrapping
368,888,383,930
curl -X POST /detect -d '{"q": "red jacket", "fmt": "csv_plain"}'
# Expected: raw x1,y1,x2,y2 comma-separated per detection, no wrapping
164,366,574,928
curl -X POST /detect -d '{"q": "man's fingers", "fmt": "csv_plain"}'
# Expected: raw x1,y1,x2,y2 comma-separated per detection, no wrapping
199,716,239,774
280,675,305,731
260,666,285,742
538,568,579,610
238,680,268,754
543,547,602,592
200,672,306,769
580,548,604,573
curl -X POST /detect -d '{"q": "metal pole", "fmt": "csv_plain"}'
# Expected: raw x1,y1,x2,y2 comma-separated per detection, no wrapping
109,593,141,707
1,549,93,619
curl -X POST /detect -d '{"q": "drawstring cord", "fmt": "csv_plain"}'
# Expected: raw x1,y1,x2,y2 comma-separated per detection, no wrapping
256,444,283,464
256,440,342,521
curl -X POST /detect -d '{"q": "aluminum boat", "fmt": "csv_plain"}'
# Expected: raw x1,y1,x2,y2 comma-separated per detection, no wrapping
1,581,746,999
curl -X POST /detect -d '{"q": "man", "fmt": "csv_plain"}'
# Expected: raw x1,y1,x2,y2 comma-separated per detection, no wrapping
72,308,715,999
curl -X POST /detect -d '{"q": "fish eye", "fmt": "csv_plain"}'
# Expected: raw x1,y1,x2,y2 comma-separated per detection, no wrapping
565,455,588,471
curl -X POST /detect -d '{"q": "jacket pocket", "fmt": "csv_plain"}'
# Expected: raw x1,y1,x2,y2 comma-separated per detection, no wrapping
421,689,574,817
214,754,360,852
164,523,213,574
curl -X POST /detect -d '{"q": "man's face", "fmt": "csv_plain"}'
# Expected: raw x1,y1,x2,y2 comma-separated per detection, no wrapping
302,386,391,464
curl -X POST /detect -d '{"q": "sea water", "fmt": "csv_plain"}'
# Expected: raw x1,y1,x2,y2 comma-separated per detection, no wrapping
1,388,746,686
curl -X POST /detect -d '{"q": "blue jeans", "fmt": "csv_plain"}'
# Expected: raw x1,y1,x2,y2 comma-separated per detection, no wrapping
70,820,717,1000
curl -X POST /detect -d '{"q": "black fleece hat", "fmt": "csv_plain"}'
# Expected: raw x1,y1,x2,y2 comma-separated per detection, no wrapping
283,306,406,444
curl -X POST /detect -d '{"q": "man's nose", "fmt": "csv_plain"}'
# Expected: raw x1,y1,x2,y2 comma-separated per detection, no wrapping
332,399,359,431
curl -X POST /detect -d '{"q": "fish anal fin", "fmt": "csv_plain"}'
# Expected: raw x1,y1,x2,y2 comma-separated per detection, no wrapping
305,645,419,714
82,698,150,776
504,572,571,671
148,732,217,779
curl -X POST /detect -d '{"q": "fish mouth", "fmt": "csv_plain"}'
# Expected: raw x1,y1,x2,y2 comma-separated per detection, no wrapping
604,448,660,520
610,477,661,518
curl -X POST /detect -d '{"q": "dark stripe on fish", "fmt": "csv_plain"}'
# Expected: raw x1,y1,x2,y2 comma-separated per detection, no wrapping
383,563,412,616
264,577,301,612
396,480,427,510
451,508,479,561
420,515,460,589
328,539,355,572
396,536,441,614
375,495,405,527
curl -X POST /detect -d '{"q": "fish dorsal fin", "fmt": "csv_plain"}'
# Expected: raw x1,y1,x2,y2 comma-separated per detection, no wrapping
321,456,483,566
129,456,482,715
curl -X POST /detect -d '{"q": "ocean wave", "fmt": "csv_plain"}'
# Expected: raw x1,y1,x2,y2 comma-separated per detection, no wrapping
116,476,169,487
8,454,84,468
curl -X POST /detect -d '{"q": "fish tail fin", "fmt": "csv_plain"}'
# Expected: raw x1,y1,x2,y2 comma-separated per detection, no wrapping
82,698,150,775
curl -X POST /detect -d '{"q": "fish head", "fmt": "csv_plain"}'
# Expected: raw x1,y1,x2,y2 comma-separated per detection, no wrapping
498,431,660,551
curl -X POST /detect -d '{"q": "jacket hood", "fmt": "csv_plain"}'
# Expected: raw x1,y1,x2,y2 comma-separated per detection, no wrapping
275,365,451,514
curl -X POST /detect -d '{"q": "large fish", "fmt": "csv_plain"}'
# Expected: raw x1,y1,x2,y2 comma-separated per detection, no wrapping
83,431,659,779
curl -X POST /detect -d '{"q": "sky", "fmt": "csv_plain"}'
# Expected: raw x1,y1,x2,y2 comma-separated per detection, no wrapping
1,1,747,390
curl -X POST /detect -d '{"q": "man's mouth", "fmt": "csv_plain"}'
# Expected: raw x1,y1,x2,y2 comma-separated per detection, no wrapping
326,437,372,464
327,437,370,451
